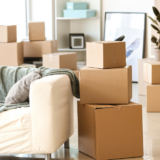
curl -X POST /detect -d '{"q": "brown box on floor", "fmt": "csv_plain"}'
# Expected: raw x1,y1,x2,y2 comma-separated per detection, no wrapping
144,61,160,84
0,25,17,42
80,66,132,104
147,84,160,112
0,42,23,66
43,52,77,70
86,41,126,69
73,70,79,80
78,101,143,160
29,22,45,41
23,40,58,57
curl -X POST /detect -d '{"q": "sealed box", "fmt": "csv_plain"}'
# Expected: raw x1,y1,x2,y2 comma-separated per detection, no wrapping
0,25,17,42
73,70,79,80
80,66,132,104
0,42,23,66
43,52,77,70
144,61,160,84
63,9,96,18
66,2,88,10
87,41,126,69
29,22,45,41
78,101,143,160
147,84,160,112
23,40,57,57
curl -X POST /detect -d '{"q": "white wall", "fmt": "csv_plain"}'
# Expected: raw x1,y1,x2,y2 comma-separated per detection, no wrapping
30,0,54,40
102,0,155,58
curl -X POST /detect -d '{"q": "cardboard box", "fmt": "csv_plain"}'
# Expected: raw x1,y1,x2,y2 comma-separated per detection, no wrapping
147,84,160,112
144,61,160,84
78,101,143,160
43,52,77,70
23,40,57,57
29,22,45,41
80,66,132,104
73,70,79,80
0,42,23,66
138,58,155,96
0,25,17,42
86,41,126,69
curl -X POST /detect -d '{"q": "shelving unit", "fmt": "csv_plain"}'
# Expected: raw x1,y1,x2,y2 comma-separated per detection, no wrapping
55,0,102,63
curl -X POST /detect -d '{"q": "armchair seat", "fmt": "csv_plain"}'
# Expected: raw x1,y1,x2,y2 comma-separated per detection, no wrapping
0,75,74,156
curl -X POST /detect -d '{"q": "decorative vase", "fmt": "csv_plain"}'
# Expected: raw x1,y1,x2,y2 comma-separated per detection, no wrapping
154,48,160,61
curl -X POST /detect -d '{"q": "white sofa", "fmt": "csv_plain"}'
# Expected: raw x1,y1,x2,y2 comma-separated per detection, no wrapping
0,75,74,160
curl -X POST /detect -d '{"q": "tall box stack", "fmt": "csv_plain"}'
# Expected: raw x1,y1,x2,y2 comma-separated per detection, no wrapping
23,22,58,58
143,61,160,112
0,25,24,66
78,41,143,160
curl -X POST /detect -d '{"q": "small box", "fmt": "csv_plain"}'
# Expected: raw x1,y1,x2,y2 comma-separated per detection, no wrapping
63,9,96,18
147,84,160,112
0,25,17,42
66,2,88,10
78,101,143,160
80,66,132,104
29,22,45,41
87,41,126,69
73,70,80,80
143,61,160,84
0,42,23,66
23,40,57,57
43,52,77,70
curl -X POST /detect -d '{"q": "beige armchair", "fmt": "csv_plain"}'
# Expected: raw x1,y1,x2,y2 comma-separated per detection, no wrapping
0,75,74,160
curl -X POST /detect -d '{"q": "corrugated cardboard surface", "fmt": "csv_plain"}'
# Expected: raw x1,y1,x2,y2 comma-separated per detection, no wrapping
138,58,154,96
147,84,160,112
23,40,57,57
29,22,45,41
73,70,80,80
80,66,132,104
0,25,17,43
78,101,143,160
86,41,126,69
144,61,160,84
43,52,77,70
0,42,23,66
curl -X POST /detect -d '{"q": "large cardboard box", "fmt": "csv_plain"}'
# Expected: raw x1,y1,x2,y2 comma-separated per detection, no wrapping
80,66,132,104
43,52,77,70
0,42,23,66
147,84,160,112
23,40,57,57
86,41,126,69
138,58,154,96
29,22,45,41
78,101,143,160
0,25,17,42
144,61,160,84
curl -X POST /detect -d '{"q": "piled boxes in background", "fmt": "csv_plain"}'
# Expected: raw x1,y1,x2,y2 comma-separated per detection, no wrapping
78,41,143,160
143,61,160,112
0,25,24,66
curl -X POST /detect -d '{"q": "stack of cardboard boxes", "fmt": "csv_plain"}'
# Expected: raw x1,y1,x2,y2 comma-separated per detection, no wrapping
0,25,24,66
143,61,160,112
78,41,144,160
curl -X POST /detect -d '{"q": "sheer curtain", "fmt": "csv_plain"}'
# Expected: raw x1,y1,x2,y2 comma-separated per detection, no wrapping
0,0,27,41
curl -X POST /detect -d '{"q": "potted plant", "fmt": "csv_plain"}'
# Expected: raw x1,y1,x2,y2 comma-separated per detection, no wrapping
148,7,160,61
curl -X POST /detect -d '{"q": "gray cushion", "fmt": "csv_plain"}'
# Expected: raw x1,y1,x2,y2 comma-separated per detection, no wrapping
5,69,41,105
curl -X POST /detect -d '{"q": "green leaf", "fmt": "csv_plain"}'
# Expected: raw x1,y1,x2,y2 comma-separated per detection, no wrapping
156,42,159,46
151,24,160,31
151,36,157,43
153,6,160,16
157,14,160,22
148,16,159,25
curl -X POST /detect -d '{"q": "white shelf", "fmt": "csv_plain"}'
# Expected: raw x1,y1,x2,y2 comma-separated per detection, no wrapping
56,17,100,20
58,48,86,52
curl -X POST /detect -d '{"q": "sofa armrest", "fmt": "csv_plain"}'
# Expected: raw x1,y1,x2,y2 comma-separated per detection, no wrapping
30,75,74,153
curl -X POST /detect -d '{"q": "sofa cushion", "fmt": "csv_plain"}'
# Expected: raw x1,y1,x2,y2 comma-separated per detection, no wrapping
5,69,41,105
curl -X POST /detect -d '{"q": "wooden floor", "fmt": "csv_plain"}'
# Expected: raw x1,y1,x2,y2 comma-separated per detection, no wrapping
0,83,160,160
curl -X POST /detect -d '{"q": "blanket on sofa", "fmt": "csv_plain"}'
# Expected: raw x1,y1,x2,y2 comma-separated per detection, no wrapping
0,66,80,113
